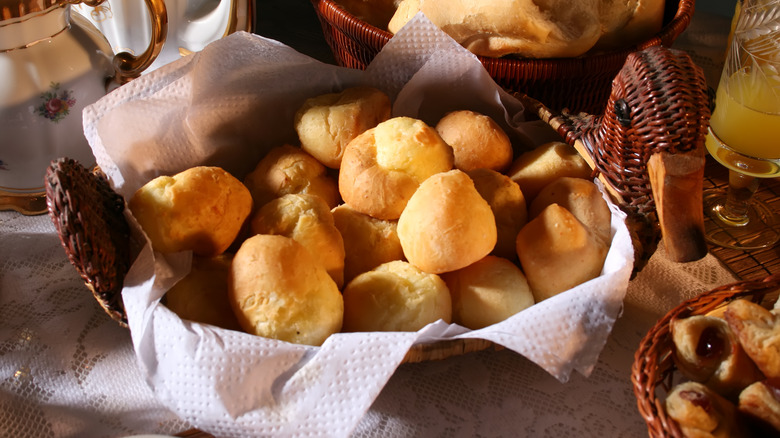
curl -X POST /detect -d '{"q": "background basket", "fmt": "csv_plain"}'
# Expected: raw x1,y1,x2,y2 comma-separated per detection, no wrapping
310,0,695,114
631,272,780,437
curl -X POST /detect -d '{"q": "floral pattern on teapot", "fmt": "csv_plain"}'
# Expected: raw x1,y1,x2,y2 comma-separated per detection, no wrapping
35,82,76,123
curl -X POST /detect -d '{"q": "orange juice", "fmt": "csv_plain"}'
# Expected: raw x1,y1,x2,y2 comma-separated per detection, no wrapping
706,66,780,168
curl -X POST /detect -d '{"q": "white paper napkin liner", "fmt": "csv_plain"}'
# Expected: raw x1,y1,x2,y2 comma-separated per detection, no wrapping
83,17,635,436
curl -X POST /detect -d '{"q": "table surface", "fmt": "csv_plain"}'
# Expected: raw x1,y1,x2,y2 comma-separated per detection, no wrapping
2,2,778,438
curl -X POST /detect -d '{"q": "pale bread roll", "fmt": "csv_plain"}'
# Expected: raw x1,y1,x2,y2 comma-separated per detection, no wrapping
529,177,612,245
342,260,451,332
441,255,534,329
228,234,343,346
163,254,242,331
331,203,405,284
250,194,346,288
243,144,340,210
435,110,513,173
129,166,252,257
398,169,497,274
466,168,527,261
507,141,592,202
338,116,454,220
515,203,608,301
295,86,391,169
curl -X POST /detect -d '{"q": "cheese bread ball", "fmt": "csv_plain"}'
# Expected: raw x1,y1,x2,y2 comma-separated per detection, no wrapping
129,166,252,257
466,168,527,261
342,260,451,332
398,169,496,274
441,255,534,329
250,193,345,288
331,203,405,284
295,86,391,169
507,141,592,201
529,177,612,245
516,204,608,301
228,234,343,346
243,144,340,210
163,254,242,331
338,116,454,220
435,110,513,172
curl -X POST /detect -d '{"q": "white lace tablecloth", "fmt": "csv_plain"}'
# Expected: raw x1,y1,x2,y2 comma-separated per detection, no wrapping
1,6,741,438
0,208,738,438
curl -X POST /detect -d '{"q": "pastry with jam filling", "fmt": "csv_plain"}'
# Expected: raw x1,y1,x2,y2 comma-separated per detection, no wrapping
738,379,780,434
725,299,780,380
671,315,763,398
665,381,747,438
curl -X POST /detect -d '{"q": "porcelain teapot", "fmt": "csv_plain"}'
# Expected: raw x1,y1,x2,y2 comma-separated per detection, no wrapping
0,0,166,215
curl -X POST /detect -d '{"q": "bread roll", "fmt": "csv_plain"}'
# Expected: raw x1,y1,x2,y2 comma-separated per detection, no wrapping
129,166,252,257
595,0,665,51
398,169,496,274
515,203,608,301
529,177,612,245
342,260,451,332
339,116,454,220
243,144,340,210
250,194,345,288
295,86,391,169
334,0,401,29
507,141,592,202
163,254,242,331
331,203,405,284
435,110,513,173
228,234,343,346
441,255,534,329
466,168,527,261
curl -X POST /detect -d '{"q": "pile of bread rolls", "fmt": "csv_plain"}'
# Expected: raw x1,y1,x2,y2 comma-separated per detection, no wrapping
664,299,780,436
335,0,666,58
128,85,613,346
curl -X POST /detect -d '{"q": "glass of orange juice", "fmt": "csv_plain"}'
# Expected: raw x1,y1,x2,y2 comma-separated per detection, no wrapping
704,0,780,250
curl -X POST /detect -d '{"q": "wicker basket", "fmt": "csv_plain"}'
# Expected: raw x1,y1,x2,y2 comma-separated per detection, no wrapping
631,272,780,437
310,0,695,114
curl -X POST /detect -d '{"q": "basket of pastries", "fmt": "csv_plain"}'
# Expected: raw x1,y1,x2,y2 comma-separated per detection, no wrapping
310,0,695,114
632,272,780,437
41,20,713,435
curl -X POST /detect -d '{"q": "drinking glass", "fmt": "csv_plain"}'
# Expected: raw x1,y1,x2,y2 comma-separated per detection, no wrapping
703,0,780,250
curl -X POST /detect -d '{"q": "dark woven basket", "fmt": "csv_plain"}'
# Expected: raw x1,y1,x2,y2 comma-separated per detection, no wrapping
631,273,780,437
310,0,695,114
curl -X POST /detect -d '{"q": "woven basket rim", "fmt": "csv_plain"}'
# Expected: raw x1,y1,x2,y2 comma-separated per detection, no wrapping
312,0,695,75
630,272,780,438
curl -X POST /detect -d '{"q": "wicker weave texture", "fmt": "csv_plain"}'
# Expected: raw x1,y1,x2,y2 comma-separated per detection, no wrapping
631,273,780,437
310,0,695,114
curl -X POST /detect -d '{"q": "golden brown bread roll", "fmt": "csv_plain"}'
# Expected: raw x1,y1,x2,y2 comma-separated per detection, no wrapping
331,203,405,284
671,315,764,399
243,144,340,210
507,141,592,202
129,166,252,257
228,234,343,346
295,86,392,169
529,177,612,245
338,116,454,220
398,169,497,274
163,254,242,331
466,168,527,261
250,193,346,289
441,255,534,329
515,203,608,301
342,260,451,332
595,0,665,51
434,110,513,173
